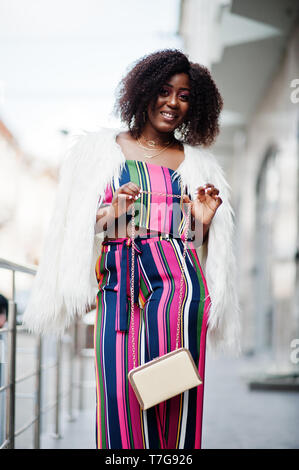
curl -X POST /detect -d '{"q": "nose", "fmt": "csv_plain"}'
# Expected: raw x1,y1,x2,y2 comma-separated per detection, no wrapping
167,92,179,108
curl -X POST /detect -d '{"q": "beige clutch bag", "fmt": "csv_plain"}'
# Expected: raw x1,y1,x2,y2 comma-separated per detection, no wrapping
127,198,202,410
128,347,202,410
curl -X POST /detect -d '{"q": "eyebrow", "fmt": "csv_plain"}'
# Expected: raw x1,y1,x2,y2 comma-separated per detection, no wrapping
165,83,190,91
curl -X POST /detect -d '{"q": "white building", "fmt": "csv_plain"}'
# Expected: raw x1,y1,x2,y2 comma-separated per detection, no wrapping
0,119,59,311
179,0,299,374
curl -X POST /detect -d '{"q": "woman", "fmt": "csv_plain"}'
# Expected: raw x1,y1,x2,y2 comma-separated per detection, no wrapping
22,49,241,450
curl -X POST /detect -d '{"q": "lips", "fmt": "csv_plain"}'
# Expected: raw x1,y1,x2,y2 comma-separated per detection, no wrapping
160,111,178,121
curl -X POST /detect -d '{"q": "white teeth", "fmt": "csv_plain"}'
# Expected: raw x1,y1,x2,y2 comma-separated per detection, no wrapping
161,112,177,118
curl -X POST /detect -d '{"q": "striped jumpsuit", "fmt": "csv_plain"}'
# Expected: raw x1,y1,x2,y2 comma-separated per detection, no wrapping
94,159,211,449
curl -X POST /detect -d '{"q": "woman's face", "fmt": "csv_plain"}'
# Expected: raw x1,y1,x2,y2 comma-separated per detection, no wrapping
146,72,190,133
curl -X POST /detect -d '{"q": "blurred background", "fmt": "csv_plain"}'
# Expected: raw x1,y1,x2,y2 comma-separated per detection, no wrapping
0,0,299,449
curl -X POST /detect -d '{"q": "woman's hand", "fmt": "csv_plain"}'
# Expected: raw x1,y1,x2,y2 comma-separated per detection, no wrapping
183,183,222,225
111,182,142,218
95,182,142,233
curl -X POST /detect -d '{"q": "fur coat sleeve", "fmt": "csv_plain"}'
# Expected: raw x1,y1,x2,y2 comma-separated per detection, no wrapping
22,131,105,336
173,144,241,357
196,152,241,357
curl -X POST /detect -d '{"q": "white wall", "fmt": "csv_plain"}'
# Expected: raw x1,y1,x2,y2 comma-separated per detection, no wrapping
238,24,299,371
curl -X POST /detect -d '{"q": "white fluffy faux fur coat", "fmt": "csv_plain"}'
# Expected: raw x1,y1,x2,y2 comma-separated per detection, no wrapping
22,126,241,357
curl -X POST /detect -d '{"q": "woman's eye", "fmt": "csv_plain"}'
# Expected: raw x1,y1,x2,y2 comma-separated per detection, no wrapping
159,88,189,101
159,88,168,95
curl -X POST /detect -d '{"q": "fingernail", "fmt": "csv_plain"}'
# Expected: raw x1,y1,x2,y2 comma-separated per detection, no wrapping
128,195,133,199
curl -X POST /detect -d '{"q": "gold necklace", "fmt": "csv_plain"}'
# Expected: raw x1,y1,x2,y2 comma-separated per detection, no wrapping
137,139,171,150
143,137,171,147
136,136,175,159
139,133,174,147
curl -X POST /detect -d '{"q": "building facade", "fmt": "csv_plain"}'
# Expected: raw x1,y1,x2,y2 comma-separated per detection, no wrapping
179,0,299,373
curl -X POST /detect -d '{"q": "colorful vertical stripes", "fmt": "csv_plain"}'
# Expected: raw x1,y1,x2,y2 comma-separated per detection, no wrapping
94,237,210,449
100,160,190,239
93,159,211,449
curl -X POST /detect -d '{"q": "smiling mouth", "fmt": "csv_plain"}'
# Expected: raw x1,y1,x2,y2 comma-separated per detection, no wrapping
160,111,178,121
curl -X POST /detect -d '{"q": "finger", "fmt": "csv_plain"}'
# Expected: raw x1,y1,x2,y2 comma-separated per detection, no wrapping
116,194,133,206
196,186,219,202
124,194,138,202
206,187,219,199
126,182,142,195
118,187,136,197
194,185,204,195
194,184,213,197
119,182,141,195
195,187,206,202
210,195,223,208
122,182,140,191
129,182,142,199
215,195,223,206
209,187,219,195
119,190,142,202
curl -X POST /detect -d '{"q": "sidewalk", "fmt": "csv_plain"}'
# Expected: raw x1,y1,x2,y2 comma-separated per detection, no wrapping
40,352,299,449
41,409,96,449
202,352,299,449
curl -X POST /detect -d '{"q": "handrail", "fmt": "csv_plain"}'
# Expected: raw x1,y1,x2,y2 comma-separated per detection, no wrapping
5,300,16,448
0,258,37,275
0,257,79,449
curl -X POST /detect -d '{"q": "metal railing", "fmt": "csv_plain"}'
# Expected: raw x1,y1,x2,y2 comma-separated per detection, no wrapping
0,258,94,449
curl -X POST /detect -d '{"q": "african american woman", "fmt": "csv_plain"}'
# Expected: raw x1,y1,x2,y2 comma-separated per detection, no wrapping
23,49,241,450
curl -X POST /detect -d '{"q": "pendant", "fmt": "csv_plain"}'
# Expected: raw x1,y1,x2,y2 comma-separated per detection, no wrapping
145,139,170,147
146,140,156,147
145,154,156,159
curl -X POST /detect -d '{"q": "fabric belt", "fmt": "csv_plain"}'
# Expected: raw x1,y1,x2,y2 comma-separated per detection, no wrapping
102,234,173,332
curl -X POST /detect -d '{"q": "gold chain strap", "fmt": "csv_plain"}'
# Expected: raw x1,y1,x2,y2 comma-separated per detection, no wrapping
130,189,191,369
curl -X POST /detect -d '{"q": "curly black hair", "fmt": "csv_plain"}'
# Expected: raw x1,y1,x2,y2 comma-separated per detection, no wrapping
113,48,223,147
